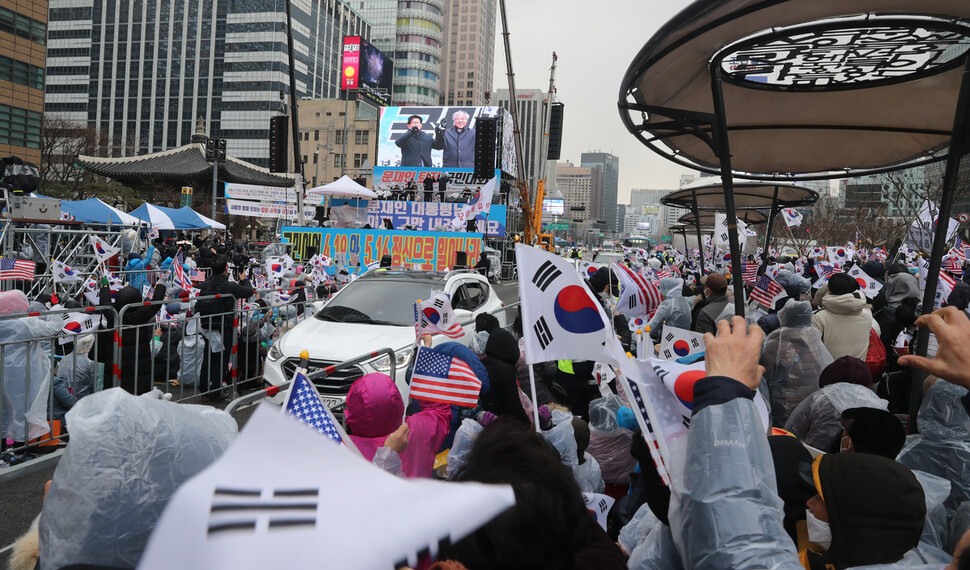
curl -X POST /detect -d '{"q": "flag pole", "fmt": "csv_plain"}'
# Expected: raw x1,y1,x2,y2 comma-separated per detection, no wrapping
614,364,671,486
527,364,541,433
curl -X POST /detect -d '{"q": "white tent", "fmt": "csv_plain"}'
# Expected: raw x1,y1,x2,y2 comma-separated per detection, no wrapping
306,175,378,198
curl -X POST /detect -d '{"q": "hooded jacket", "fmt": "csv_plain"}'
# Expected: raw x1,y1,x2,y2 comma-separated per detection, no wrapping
761,300,833,427
785,383,888,452
806,453,926,569
812,291,873,360
345,372,451,478
124,245,155,292
480,329,530,424
897,380,970,519
647,278,691,341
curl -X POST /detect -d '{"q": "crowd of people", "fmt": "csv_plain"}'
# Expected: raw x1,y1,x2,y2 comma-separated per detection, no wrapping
5,239,970,569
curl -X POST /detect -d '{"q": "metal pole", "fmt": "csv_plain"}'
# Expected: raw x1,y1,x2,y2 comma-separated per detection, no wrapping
910,55,970,421
342,88,349,177
691,189,707,300
211,152,218,219
759,186,780,275
710,66,745,316
284,0,304,224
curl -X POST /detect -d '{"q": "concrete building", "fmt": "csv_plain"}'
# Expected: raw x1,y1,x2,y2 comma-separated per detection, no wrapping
1,0,47,165
439,0,496,106
557,161,598,229
297,99,379,188
581,152,619,232
352,0,443,105
45,0,368,168
494,88,556,197
630,188,686,235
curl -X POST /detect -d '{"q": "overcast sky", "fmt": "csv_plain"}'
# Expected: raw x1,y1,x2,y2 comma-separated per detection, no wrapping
493,0,695,205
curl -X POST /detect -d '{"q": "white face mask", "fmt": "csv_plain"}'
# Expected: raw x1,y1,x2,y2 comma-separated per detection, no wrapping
805,509,832,551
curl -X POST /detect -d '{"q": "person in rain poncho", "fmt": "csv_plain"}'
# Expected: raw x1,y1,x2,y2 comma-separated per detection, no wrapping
55,334,97,401
344,372,451,478
897,379,970,521
647,277,691,342
760,299,834,427
785,356,888,452
0,290,62,444
873,263,921,343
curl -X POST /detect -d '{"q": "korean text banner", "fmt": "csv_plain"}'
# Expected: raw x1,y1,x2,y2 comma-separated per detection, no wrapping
373,167,500,197
367,201,507,237
377,106,517,176
281,227,483,271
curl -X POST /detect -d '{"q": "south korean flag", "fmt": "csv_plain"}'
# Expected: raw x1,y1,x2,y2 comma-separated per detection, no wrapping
847,264,884,297
515,244,623,366
657,326,705,362
714,212,748,249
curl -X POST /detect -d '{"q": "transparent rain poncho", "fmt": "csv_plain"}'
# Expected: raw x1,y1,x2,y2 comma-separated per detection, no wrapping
761,300,833,427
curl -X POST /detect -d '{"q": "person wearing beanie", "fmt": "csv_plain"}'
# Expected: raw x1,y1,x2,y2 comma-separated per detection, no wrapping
800,453,927,569
786,356,888,452
812,273,876,361
693,272,729,335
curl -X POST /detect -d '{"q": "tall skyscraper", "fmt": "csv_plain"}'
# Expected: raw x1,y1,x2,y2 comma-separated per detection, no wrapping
557,161,599,224
1,0,47,166
352,0,443,105
495,88,554,194
581,152,619,232
45,1,368,168
439,0,496,106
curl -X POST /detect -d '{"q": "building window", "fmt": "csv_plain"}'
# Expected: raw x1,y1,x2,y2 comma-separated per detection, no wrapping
354,153,367,168
314,131,319,141
333,154,342,168
355,131,363,145
334,130,343,144
313,153,318,164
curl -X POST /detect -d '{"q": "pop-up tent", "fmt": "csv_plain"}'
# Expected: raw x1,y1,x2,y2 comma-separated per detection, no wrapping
307,175,378,198
61,198,142,226
129,203,227,230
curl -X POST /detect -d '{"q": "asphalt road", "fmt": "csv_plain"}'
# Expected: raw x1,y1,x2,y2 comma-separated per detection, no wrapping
0,278,521,564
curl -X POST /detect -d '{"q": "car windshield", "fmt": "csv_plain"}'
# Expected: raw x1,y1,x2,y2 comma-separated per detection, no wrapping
592,252,624,263
316,280,438,326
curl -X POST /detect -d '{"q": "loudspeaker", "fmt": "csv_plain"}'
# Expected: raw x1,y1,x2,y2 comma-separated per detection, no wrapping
304,246,318,260
465,219,477,232
474,117,497,179
270,116,288,173
455,251,468,268
547,102,564,160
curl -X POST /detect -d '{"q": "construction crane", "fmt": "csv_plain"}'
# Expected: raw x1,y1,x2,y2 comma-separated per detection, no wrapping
499,0,546,247
534,52,558,252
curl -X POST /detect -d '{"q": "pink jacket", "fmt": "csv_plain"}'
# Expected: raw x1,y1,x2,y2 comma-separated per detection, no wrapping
345,373,452,478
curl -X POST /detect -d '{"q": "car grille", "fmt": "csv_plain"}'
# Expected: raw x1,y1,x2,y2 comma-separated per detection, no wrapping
280,358,365,396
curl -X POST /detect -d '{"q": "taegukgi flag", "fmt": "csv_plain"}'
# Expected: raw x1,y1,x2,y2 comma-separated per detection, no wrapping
414,290,465,339
52,259,82,283
451,176,496,227
515,244,621,366
89,236,120,264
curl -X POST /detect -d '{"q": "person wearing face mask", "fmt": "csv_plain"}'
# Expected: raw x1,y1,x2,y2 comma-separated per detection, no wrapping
800,453,928,569
692,273,729,335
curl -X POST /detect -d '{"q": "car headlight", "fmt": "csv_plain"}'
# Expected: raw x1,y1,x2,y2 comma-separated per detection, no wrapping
267,344,283,362
370,347,414,373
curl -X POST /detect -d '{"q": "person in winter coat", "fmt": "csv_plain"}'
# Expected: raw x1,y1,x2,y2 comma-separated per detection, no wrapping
435,110,476,168
124,244,156,292
761,299,834,427
480,329,530,424
785,356,888,452
395,114,440,167
647,277,691,342
55,334,96,400
344,372,451,478
873,263,920,343
812,273,875,361
897,379,970,520
693,273,729,335
197,256,255,401
92,281,166,395
432,341,490,451
0,290,62,445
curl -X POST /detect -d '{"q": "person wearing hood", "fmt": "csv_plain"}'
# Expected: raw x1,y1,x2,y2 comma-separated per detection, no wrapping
0,290,62,447
761,299,834,427
92,279,166,395
897,379,970,521
647,277,691,342
785,356,888,452
812,273,875,361
947,281,970,315
873,263,921,341
800,453,928,569
55,334,96,402
344,372,451,478
124,243,156,293
480,328,529,424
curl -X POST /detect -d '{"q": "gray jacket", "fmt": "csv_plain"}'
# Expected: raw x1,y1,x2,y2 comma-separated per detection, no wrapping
648,278,691,341
694,294,729,336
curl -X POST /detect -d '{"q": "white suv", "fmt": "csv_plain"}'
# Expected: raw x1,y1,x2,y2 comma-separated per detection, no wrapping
263,268,507,409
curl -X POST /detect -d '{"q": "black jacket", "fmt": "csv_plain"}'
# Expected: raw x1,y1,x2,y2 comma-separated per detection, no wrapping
198,273,256,338
436,126,475,168
480,329,529,424
93,283,166,394
394,128,439,167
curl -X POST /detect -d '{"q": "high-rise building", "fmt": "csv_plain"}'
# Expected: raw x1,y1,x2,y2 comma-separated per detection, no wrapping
494,88,556,197
439,0,496,106
45,1,368,168
630,188,686,234
352,0,443,105
557,161,598,226
1,0,47,165
581,152,619,232
297,99,379,188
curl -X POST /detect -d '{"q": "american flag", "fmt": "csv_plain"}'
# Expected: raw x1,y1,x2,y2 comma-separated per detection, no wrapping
749,274,786,307
943,256,964,277
656,267,673,280
613,261,662,317
0,259,36,281
171,252,193,290
409,346,482,407
741,263,759,285
282,372,346,444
